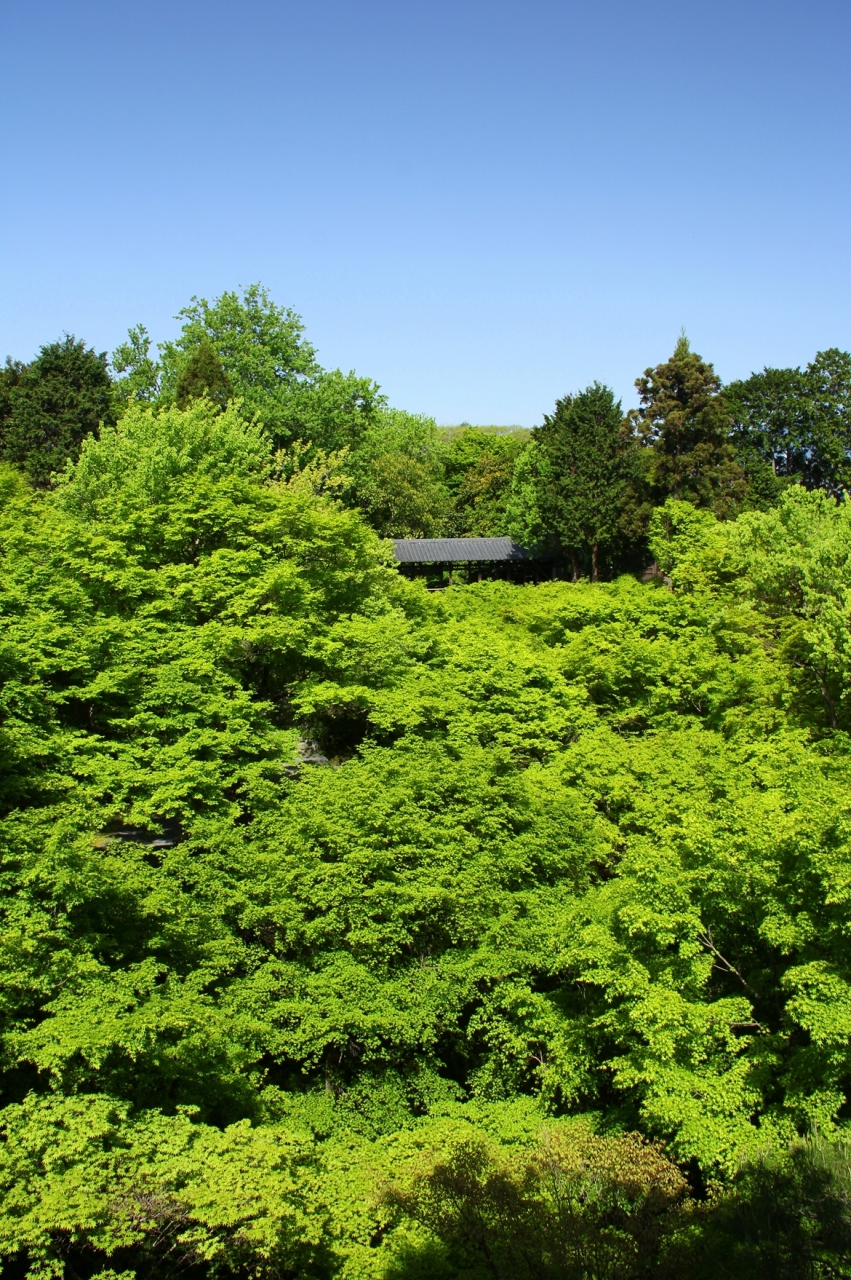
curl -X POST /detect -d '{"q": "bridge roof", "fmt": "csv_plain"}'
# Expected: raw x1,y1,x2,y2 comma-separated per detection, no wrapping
391,537,531,564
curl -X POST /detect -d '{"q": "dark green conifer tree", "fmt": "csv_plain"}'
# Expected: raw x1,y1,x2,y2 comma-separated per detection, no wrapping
174,337,233,410
631,334,744,516
0,336,114,486
0,358,24,425
536,382,635,579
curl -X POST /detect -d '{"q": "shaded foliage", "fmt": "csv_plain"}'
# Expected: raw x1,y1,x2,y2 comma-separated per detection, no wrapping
387,1123,690,1280
0,336,114,486
727,348,851,499
443,429,529,536
175,338,233,410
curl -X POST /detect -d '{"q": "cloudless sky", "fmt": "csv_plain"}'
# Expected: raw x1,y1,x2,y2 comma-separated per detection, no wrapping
2,0,850,423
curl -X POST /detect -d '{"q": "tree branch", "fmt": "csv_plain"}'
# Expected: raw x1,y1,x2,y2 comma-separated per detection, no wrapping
698,927,760,1000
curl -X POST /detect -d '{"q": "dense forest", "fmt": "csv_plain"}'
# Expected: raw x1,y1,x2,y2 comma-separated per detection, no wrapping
2,286,851,1278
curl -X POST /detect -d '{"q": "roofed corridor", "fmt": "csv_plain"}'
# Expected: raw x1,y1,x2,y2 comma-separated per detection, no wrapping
390,536,550,586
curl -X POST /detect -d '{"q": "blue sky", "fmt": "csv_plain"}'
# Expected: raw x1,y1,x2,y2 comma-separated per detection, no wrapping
2,0,849,424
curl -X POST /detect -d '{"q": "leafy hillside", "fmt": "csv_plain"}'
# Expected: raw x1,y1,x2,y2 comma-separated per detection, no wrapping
1,393,851,1277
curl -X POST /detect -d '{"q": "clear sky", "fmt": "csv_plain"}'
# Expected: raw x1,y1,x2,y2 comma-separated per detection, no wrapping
2,0,850,424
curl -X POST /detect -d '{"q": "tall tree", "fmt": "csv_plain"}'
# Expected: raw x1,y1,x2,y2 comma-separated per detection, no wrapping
505,437,548,548
806,348,851,493
535,382,635,579
726,348,851,497
115,285,384,453
631,334,744,516
159,284,320,417
111,324,161,404
0,358,24,426
0,336,114,486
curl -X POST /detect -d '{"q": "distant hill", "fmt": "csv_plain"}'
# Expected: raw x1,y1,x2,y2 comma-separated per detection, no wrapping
437,423,533,441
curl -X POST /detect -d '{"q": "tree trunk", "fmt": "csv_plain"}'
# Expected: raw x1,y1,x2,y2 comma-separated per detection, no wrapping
591,543,599,582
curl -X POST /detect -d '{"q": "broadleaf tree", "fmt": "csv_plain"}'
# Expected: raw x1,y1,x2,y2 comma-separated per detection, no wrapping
0,309,850,1277
726,348,851,498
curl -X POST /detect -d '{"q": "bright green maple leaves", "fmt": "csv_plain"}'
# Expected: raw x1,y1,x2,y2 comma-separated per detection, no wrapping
1,404,851,1275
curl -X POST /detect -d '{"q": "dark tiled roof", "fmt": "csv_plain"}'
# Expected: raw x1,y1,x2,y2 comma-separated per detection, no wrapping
391,537,531,564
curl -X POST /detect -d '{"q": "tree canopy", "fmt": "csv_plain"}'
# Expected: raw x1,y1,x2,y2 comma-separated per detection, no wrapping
0,336,114,486
0,381,849,1274
4,291,851,1273
5,291,851,570
630,333,744,516
534,383,636,578
726,348,851,497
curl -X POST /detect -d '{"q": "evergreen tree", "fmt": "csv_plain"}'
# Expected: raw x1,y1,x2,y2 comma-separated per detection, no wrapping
0,336,114,486
631,334,744,516
806,348,851,494
174,337,233,409
0,358,24,425
536,382,634,579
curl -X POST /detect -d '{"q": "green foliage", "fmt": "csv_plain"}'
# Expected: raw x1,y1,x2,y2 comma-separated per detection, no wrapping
0,1093,327,1278
117,286,385,460
59,397,272,513
535,383,638,577
279,368,386,457
6,311,851,1276
159,284,320,425
386,1121,690,1280
727,348,851,498
443,428,528,536
350,409,451,537
113,292,537,540
0,336,114,486
111,324,162,404
648,498,732,589
693,1134,851,1279
631,334,745,516
505,437,548,547
387,1125,851,1280
175,338,233,410
653,488,851,729
0,359,25,428
0,398,397,839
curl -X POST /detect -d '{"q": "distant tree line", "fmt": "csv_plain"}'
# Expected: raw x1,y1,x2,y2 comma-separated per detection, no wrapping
3,287,851,580
508,337,851,579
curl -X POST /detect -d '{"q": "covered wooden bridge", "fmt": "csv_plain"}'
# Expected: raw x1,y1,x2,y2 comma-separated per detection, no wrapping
391,536,548,586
